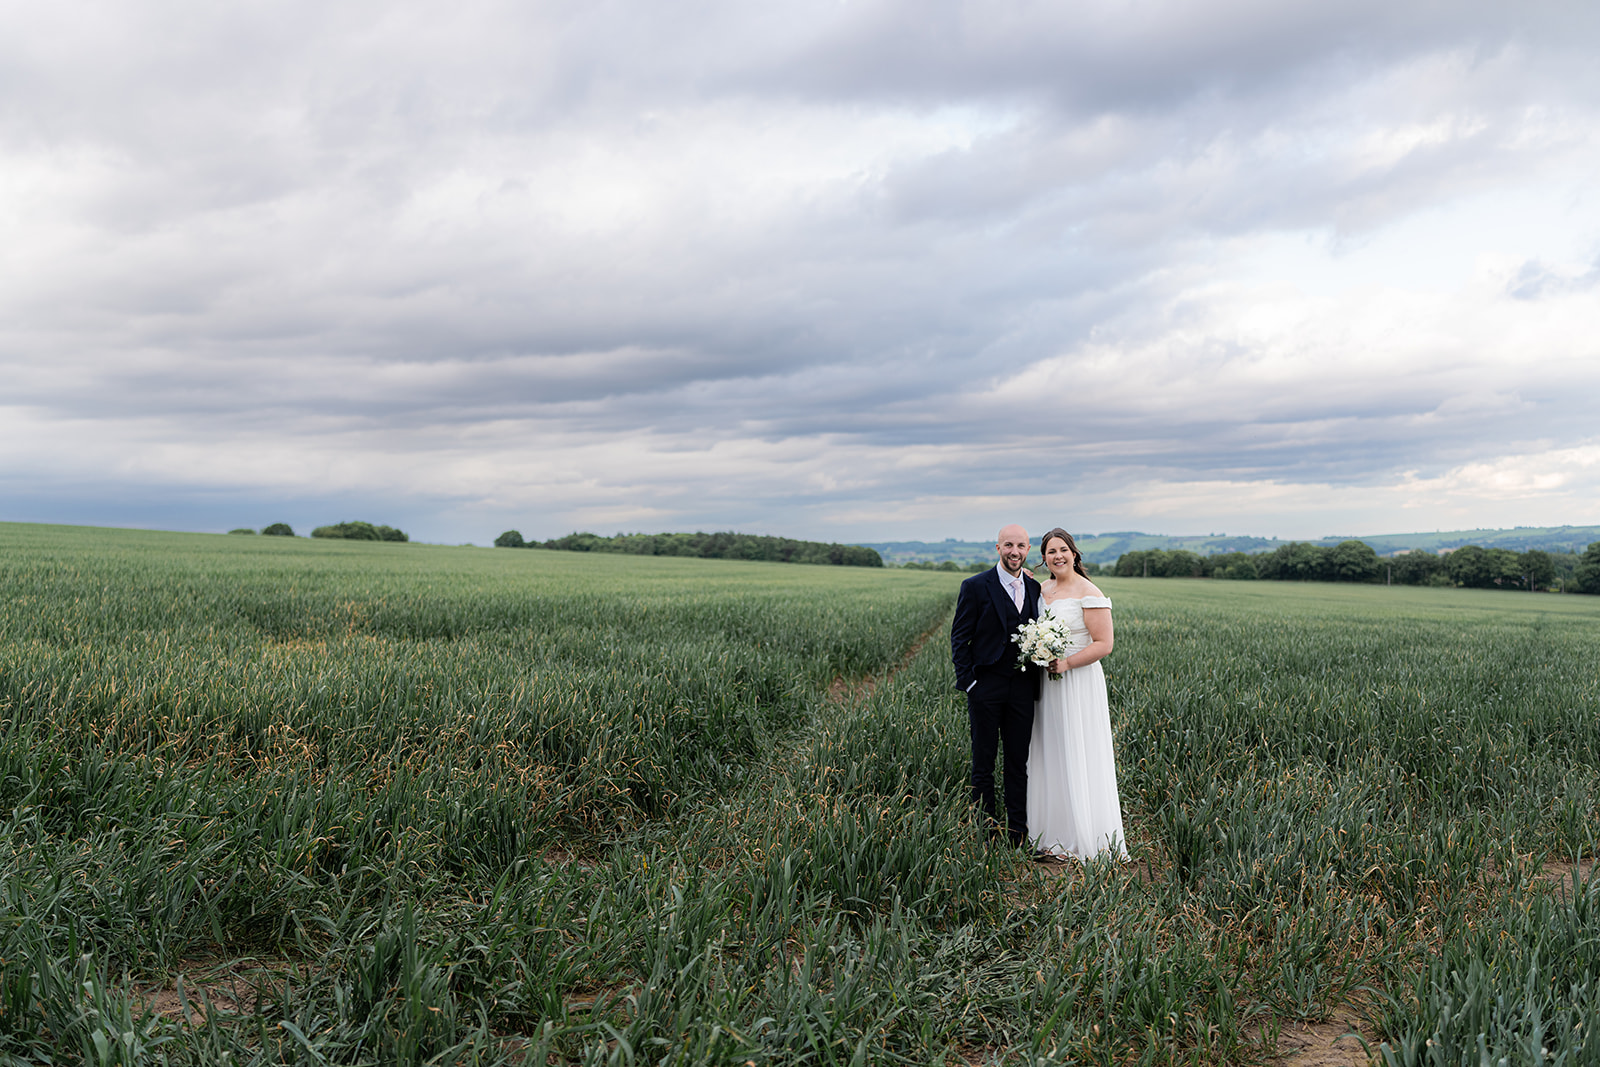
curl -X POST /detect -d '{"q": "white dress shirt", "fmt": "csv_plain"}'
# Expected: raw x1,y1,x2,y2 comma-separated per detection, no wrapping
997,563,1025,609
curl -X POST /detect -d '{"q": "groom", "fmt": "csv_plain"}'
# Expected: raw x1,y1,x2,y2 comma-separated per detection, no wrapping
950,524,1042,849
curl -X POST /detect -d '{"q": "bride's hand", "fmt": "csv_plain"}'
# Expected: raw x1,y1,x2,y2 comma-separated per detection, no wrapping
1051,658,1070,673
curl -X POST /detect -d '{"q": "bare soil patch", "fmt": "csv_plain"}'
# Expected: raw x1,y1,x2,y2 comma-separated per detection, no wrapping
138,957,291,1022
1276,1011,1378,1066
1538,858,1596,889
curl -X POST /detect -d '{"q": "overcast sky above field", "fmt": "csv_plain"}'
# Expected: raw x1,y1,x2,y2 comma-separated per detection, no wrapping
5,1,1600,545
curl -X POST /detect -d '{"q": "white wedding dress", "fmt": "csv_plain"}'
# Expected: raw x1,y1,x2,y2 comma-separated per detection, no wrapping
1027,596,1128,860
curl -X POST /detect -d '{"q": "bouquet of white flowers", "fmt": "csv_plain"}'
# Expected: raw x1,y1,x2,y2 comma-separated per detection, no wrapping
1011,615,1077,680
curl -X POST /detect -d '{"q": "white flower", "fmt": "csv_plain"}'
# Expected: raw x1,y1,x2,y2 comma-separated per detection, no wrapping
1013,616,1077,672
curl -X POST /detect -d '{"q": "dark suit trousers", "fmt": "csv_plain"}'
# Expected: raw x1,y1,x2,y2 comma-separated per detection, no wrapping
966,664,1035,846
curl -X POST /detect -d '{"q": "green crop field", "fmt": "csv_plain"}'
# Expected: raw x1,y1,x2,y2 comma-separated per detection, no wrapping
2,522,1598,1065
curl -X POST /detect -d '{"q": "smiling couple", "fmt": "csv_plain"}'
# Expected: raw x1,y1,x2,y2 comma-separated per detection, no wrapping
948,524,1129,863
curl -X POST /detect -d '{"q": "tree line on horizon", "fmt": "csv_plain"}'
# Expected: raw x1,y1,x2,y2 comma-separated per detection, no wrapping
494,529,884,567
227,521,409,542
1113,539,1600,593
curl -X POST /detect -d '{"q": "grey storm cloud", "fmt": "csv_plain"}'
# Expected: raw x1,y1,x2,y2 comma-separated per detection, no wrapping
4,0,1600,542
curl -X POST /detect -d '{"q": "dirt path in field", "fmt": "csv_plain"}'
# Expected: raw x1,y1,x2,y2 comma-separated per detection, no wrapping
1266,854,1599,1067
826,615,949,703
1023,862,1384,1064
822,612,1424,1067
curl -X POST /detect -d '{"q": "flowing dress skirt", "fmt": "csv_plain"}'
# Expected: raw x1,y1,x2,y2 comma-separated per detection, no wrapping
1027,661,1128,860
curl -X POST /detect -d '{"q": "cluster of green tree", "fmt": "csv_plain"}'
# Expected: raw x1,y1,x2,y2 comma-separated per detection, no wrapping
311,521,409,543
227,523,296,537
1375,545,1574,591
1114,548,1270,580
1572,544,1600,593
1115,540,1600,593
495,529,882,567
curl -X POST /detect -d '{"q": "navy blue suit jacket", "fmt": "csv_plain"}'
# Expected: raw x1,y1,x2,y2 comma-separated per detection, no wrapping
950,566,1042,693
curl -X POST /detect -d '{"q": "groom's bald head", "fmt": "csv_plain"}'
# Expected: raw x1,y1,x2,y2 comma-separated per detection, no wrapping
995,524,1030,577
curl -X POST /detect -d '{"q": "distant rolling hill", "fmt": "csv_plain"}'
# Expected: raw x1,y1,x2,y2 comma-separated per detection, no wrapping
857,525,1600,567
1320,525,1600,556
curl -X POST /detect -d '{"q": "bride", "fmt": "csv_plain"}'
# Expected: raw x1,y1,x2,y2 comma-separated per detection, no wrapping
1027,527,1128,862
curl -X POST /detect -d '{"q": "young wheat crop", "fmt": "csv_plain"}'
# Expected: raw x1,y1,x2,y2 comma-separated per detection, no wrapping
1,522,1597,1064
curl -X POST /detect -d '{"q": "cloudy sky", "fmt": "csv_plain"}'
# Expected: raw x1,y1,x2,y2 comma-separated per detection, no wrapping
5,1,1600,545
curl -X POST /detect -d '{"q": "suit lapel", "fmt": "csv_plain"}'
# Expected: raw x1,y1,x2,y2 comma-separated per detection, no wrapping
988,567,1021,624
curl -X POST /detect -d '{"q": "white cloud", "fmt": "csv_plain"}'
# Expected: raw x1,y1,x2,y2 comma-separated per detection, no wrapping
1403,443,1600,499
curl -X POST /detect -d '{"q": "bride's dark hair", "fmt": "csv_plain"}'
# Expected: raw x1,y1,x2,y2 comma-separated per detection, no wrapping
1040,528,1089,580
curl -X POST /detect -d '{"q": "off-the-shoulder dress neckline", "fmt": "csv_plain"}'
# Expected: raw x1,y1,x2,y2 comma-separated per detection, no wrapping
1042,593,1111,608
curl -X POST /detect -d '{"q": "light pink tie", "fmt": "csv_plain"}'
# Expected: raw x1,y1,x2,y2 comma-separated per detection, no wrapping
1011,579,1023,611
